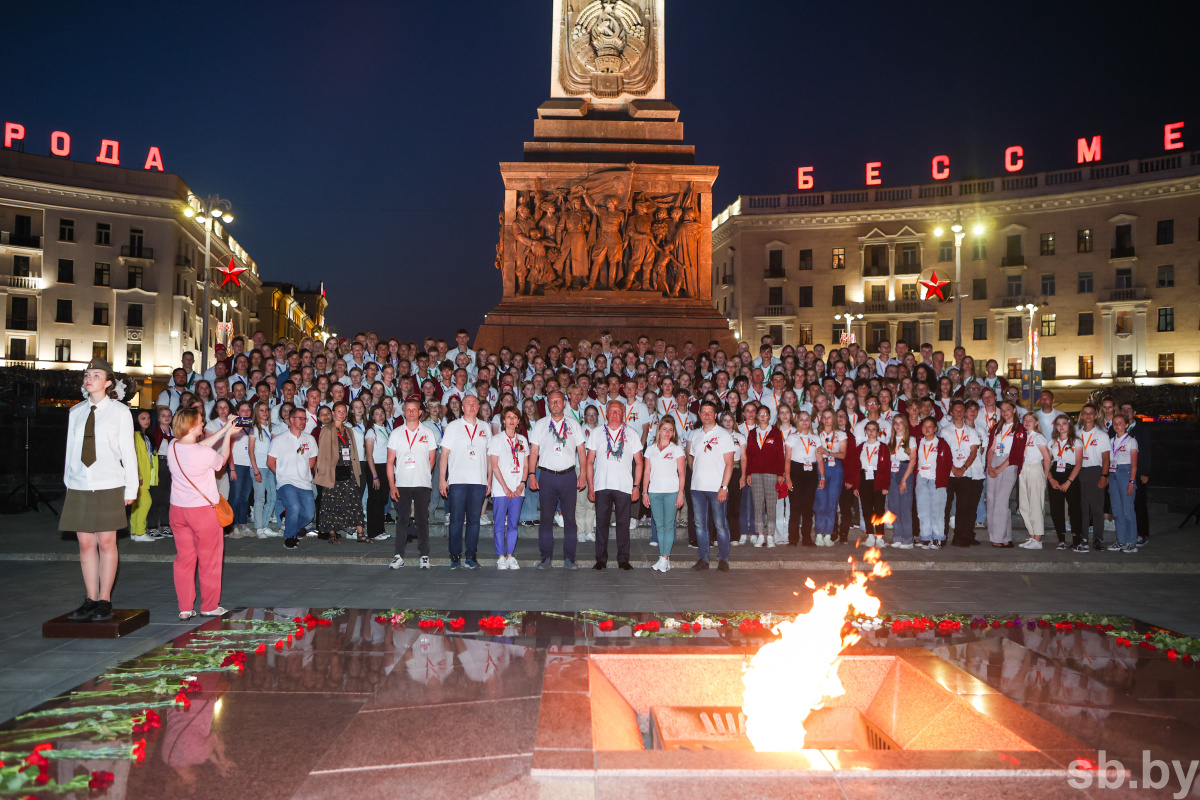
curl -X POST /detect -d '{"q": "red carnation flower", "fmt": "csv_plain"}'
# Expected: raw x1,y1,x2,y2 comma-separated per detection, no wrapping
598,619,614,632
274,640,284,651
88,770,115,790
175,692,191,709
375,615,387,623
255,643,267,655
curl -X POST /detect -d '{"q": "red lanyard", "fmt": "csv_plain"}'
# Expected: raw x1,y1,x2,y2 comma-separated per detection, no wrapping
404,426,422,449
464,423,482,446
507,435,521,467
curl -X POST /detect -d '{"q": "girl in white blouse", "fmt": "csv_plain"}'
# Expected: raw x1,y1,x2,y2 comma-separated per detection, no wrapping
1017,413,1052,549
642,417,686,572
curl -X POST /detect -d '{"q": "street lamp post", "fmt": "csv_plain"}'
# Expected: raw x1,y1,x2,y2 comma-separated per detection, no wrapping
834,312,863,346
211,297,239,349
1016,302,1040,412
182,195,234,375
933,213,987,349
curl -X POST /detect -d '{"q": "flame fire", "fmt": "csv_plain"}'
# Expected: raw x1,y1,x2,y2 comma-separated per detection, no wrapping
871,510,897,527
741,549,891,751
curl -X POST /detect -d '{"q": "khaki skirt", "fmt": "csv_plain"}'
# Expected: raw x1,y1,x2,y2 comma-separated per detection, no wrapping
60,487,128,533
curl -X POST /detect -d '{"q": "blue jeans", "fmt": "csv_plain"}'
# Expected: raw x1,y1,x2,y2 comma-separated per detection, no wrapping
690,490,731,563
814,460,842,536
251,468,277,530
1108,464,1136,544
916,477,947,541
887,475,914,544
277,483,315,540
649,492,678,557
520,481,541,523
230,464,253,525
447,483,486,560
492,493,523,556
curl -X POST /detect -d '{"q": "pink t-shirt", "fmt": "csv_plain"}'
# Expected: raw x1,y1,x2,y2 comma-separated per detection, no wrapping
167,442,226,508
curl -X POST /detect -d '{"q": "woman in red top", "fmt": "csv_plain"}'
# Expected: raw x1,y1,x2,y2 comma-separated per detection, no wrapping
845,419,892,547
744,405,785,548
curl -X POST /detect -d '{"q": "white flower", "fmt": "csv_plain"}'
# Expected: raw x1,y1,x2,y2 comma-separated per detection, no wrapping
113,379,127,401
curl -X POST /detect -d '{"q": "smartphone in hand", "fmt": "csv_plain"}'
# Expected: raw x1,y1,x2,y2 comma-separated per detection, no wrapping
234,416,253,428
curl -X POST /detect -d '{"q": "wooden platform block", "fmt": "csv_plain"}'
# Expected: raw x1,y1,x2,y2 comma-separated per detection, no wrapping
42,608,150,639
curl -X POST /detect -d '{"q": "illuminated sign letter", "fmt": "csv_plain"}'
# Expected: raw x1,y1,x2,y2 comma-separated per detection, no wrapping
96,139,120,165
931,155,950,180
50,131,71,157
4,122,25,148
797,166,814,190
865,161,882,186
143,146,164,172
1076,136,1101,163
1164,122,1184,151
1004,146,1024,172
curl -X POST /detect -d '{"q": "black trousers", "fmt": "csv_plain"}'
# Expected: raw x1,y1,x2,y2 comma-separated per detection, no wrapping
945,476,983,545
858,477,885,538
787,463,819,544
594,489,632,565
836,486,857,540
1048,478,1083,545
366,470,388,538
727,466,743,538
393,487,430,557
1134,478,1149,540
147,456,172,530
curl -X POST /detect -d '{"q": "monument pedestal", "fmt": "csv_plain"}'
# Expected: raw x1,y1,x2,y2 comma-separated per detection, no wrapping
43,608,150,639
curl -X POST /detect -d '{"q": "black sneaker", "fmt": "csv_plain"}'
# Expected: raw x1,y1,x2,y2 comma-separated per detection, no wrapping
67,598,98,622
449,558,462,570
464,558,481,570
284,537,298,549
618,562,633,571
536,558,552,570
592,561,606,570
930,541,943,550
1136,536,1148,547
90,600,114,622
691,559,710,571
1092,539,1104,551
717,560,730,572
801,539,816,547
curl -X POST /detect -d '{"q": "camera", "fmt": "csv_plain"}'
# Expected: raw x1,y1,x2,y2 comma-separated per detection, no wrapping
234,416,253,428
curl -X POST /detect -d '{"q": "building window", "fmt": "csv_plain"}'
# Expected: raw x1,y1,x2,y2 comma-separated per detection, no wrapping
798,323,813,345
127,303,143,327
1007,316,1022,340
1157,219,1174,245
1007,358,1022,379
92,342,108,362
1041,357,1056,380
95,223,111,246
57,259,74,284
868,322,887,349
832,284,846,306
1115,309,1133,334
1040,232,1055,256
1158,353,1175,375
900,321,918,343
1040,313,1056,336
832,248,845,269
1005,234,1023,265
1077,271,1093,293
93,303,109,326
1041,273,1055,296
1115,268,1133,289
899,244,918,267
938,319,953,341
95,263,111,287
870,284,886,302
767,286,783,306
972,241,987,260
797,285,813,307
972,278,987,300
54,338,71,362
768,324,783,344
1079,355,1093,378
767,249,784,277
55,299,72,323
798,249,813,271
832,322,846,342
128,265,144,289
1078,312,1094,336
1006,274,1022,297
1158,307,1174,332
1114,224,1133,256
972,318,988,340
126,344,142,368
1157,265,1174,287
1116,354,1133,377
938,241,953,262
1077,229,1093,253
59,219,74,243
13,255,30,277
901,283,917,301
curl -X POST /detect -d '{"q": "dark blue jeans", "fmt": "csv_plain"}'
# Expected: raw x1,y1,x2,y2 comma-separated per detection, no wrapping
276,484,315,540
538,469,578,562
447,483,486,561
690,490,731,563
230,464,253,525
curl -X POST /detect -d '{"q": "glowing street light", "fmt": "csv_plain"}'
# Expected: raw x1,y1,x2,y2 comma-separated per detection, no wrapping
182,194,234,374
932,212,988,349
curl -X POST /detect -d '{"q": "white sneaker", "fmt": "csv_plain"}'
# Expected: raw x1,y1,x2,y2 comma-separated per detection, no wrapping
131,533,156,542
508,555,520,570
765,537,775,548
554,511,564,527
420,556,431,569
389,555,404,570
821,535,834,547
256,528,269,539
894,542,914,549
583,532,596,542
753,535,763,548
662,558,671,572
630,519,638,532
649,540,658,547
863,534,875,547
736,535,748,546
651,556,664,572
497,557,509,570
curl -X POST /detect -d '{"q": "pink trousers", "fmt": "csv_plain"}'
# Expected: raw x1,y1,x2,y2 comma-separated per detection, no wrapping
169,505,225,612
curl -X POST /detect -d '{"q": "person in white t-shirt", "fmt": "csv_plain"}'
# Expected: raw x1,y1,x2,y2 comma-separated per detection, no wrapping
1033,390,1061,441
527,390,587,569
438,395,491,569
642,416,685,572
940,400,983,548
487,408,528,570
1106,413,1140,552
245,401,286,538
585,400,643,570
267,407,318,548
686,400,737,570
1017,412,1052,549
784,410,824,547
386,397,437,569
227,400,255,538
363,405,393,541
1076,404,1111,549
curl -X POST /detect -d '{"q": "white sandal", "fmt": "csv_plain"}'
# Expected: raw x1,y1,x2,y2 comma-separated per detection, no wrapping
178,611,196,620
200,606,228,616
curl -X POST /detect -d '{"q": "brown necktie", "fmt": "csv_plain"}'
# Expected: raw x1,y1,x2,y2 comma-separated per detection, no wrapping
81,405,97,467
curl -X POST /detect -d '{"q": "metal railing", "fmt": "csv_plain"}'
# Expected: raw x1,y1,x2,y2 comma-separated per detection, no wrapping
762,268,786,279
1001,255,1026,267
1110,246,1136,259
1,232,41,248
5,316,37,331
120,245,154,259
176,254,191,267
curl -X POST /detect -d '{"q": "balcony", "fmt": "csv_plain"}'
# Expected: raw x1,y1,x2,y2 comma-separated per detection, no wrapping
6,315,37,331
176,254,192,268
120,245,155,263
863,264,888,277
990,295,1037,309
862,299,934,315
0,232,42,249
1000,255,1026,267
756,304,796,317
894,261,921,275
1110,246,1136,260
2,275,40,290
762,268,786,280
1100,287,1148,302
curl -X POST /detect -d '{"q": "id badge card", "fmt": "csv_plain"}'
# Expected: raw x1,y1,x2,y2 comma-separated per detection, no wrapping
826,457,836,467
340,446,351,461
865,468,875,480
404,455,417,470
802,462,813,472
468,449,478,460
891,462,900,473
995,444,1005,456
1055,461,1066,473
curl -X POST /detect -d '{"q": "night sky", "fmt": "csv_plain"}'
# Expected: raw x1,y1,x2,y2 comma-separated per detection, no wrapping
4,1,1196,341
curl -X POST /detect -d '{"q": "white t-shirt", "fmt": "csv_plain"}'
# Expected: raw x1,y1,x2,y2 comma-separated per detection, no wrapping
366,425,391,465
853,417,892,444
529,415,585,472
643,441,685,494
858,439,884,480
441,418,491,486
268,430,317,491
1023,431,1048,465
1078,427,1111,468
890,436,914,474
915,437,940,479
728,430,746,464
250,422,286,469
786,431,821,465
817,430,847,467
487,432,528,495
230,424,252,467
620,398,652,435
387,423,437,489
1109,432,1138,468
687,427,736,492
941,424,983,480
1034,407,1061,441
1049,437,1078,471
587,424,642,494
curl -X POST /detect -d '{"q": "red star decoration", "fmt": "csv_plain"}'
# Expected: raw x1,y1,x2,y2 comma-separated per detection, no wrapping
217,257,247,287
919,270,950,301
